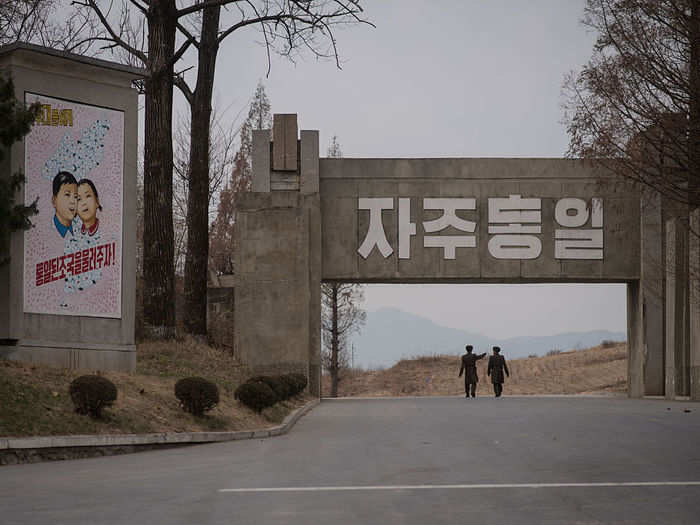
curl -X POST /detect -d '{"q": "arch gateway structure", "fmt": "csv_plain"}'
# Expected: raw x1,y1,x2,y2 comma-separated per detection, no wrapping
235,114,700,400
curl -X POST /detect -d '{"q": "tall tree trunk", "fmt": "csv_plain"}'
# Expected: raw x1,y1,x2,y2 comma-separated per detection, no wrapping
142,0,177,338
331,284,339,397
689,0,700,209
184,6,221,337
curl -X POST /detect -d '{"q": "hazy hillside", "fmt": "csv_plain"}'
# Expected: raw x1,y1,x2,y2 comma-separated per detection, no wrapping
323,343,628,398
349,308,626,369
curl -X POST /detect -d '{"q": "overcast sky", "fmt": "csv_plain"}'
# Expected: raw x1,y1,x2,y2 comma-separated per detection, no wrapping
176,0,627,339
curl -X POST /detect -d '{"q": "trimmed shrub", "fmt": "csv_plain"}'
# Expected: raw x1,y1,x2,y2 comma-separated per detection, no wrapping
174,377,219,416
69,375,118,419
235,381,278,412
246,375,291,400
278,374,298,398
284,373,308,396
601,339,618,349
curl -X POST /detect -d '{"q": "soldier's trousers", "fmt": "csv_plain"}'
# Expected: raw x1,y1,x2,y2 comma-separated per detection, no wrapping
493,383,503,397
464,380,476,397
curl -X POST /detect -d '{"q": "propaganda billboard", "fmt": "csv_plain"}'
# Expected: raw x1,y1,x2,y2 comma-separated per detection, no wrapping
23,93,124,318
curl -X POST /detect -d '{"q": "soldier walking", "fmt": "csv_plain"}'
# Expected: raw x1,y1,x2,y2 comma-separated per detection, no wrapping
458,345,487,398
487,346,510,397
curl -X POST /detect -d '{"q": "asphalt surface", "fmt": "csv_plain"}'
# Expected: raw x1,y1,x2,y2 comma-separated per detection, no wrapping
2,396,700,524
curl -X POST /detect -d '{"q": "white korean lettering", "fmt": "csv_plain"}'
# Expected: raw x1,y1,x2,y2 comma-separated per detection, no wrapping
591,197,603,227
398,198,416,259
554,230,603,259
488,235,541,259
554,198,588,227
358,197,394,259
554,197,604,259
422,198,476,260
488,195,541,224
488,194,542,259
423,198,476,233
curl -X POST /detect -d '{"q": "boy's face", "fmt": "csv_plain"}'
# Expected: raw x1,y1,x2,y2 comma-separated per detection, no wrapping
52,183,77,226
77,184,98,224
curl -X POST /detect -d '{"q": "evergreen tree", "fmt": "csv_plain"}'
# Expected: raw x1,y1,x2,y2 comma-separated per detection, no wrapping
209,82,271,275
0,76,40,264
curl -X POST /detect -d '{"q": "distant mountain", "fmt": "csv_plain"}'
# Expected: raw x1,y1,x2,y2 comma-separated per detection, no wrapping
348,308,626,369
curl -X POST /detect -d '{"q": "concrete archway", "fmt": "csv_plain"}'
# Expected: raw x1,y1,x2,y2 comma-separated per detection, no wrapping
234,114,699,400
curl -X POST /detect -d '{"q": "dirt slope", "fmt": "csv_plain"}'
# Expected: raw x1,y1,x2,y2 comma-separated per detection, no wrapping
324,343,627,397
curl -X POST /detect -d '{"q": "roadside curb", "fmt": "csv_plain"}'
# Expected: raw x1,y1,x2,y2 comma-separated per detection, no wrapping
0,398,319,459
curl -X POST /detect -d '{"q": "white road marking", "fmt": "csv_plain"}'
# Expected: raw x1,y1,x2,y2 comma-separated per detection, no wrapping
219,481,700,493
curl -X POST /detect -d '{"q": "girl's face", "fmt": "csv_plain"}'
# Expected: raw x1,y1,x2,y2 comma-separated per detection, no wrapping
77,184,99,225
52,183,77,226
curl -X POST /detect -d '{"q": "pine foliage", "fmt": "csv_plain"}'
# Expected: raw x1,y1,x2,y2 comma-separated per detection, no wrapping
0,76,40,264
209,82,272,275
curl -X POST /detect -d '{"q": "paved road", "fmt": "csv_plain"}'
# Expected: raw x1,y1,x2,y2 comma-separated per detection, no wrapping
2,396,700,524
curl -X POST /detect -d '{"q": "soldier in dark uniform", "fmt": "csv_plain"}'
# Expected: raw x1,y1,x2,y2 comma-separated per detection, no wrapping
458,345,487,398
487,346,510,397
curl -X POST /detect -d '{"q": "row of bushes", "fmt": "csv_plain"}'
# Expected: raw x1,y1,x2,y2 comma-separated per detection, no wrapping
69,372,308,419
235,373,308,412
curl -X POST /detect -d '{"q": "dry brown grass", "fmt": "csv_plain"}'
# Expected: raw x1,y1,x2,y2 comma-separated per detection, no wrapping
323,343,628,397
0,337,310,438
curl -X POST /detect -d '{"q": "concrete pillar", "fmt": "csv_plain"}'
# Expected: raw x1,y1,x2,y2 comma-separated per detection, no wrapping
300,130,319,194
690,209,700,400
665,218,677,399
641,188,665,395
235,114,321,397
251,129,271,192
674,216,690,396
628,280,645,398
301,130,321,396
273,114,298,171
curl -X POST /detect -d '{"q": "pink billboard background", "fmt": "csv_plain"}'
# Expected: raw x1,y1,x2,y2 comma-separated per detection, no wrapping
23,93,124,318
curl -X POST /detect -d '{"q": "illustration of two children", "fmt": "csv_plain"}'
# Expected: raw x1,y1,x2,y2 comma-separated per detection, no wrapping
51,171,102,239
51,171,103,294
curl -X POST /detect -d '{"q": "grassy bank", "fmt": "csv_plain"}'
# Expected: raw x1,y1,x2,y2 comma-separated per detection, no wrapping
0,338,309,438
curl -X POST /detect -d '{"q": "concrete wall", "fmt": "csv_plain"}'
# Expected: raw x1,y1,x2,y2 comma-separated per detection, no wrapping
320,158,640,282
234,116,322,395
0,44,141,371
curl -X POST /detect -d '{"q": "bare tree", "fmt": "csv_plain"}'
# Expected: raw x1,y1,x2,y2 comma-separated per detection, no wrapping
321,282,365,397
320,135,365,397
173,106,239,276
175,2,372,337
67,0,196,337
72,0,371,338
0,0,96,52
174,4,221,337
562,0,700,207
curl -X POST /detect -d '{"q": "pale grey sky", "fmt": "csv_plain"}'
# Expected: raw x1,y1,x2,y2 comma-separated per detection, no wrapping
179,0,627,339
